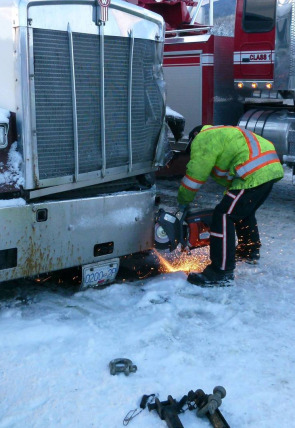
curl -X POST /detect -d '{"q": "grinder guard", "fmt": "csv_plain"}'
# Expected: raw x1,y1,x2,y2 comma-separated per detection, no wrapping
154,208,213,251
155,209,183,251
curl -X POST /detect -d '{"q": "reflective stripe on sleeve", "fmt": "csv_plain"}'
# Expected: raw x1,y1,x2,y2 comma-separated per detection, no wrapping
181,175,205,192
236,151,280,178
212,166,234,181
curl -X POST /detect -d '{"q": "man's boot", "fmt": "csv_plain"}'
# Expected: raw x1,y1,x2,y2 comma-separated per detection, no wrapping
187,264,234,287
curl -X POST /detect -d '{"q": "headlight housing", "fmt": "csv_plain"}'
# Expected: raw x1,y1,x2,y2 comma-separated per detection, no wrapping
0,123,8,149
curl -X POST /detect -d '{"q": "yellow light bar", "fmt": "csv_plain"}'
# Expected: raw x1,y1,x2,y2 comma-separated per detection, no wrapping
237,82,243,89
266,82,272,89
251,82,258,89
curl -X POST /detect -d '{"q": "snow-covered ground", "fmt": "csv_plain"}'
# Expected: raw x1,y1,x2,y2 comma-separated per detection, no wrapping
1,167,295,428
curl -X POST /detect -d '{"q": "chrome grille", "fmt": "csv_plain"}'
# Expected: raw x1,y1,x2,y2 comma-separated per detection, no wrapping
32,29,164,182
73,33,102,174
104,37,129,168
33,29,75,179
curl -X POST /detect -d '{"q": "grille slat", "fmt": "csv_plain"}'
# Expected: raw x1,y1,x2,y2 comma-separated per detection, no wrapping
33,28,164,182
34,30,75,179
73,32,102,173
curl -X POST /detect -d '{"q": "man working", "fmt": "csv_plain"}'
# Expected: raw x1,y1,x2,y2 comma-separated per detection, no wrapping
178,125,284,286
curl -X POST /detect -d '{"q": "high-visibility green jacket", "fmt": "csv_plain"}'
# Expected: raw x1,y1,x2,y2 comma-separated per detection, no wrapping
178,125,284,206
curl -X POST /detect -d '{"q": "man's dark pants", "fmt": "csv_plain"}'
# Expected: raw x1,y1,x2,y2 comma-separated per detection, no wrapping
209,180,275,271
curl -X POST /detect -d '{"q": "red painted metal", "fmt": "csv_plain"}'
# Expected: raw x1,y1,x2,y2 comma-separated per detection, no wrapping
164,55,201,67
136,0,204,31
234,0,275,81
164,35,215,124
129,0,217,126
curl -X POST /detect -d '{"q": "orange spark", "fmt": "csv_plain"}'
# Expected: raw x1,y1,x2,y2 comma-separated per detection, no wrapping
153,248,210,273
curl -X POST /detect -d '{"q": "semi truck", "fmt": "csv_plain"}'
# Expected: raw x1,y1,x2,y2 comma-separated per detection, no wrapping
0,0,166,285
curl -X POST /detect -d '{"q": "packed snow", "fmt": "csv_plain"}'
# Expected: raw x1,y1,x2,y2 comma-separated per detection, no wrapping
0,142,24,189
166,106,185,119
0,198,25,208
0,167,295,428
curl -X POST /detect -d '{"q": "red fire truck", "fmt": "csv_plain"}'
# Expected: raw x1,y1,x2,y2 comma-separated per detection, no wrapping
132,0,295,176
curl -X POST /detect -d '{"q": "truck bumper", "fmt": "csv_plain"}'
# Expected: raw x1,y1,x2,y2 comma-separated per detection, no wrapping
0,189,155,283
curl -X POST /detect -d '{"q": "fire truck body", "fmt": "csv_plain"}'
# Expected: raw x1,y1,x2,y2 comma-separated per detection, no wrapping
0,0,165,283
164,34,213,133
234,0,276,87
164,34,237,134
234,0,295,167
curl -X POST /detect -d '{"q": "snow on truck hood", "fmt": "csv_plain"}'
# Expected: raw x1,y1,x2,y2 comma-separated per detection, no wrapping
0,108,9,124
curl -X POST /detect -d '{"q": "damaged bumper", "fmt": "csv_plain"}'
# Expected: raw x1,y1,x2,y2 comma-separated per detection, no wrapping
0,189,155,283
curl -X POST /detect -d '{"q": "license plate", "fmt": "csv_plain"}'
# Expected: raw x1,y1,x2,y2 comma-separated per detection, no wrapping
81,258,120,289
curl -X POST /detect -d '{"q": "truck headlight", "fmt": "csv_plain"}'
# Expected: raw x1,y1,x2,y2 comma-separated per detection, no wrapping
0,124,8,149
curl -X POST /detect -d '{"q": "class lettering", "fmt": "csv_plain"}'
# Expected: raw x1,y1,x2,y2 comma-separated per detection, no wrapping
249,54,268,61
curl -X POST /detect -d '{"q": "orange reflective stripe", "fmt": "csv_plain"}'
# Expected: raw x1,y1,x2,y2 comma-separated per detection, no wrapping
214,165,228,172
239,158,280,178
236,151,279,178
196,125,278,180
237,127,261,158
212,167,234,181
181,182,200,192
181,175,205,192
186,174,205,184
200,125,231,133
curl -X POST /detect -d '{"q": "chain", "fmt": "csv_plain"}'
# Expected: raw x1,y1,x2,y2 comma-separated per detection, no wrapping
123,394,156,426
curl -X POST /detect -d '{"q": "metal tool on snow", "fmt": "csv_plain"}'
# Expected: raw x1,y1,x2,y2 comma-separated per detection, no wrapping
109,358,137,376
124,386,230,427
123,394,156,426
147,394,188,428
186,386,230,428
